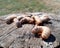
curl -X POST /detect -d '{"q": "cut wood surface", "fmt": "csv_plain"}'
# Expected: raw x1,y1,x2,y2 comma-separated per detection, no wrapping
0,12,60,48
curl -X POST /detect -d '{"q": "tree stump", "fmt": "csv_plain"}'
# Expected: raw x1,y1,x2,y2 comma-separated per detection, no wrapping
0,12,60,48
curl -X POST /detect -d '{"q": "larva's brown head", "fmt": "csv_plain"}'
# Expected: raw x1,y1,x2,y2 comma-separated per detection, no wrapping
15,21,22,28
6,18,14,24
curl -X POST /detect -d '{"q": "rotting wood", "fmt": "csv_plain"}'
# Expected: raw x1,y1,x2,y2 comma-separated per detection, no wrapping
0,34,16,48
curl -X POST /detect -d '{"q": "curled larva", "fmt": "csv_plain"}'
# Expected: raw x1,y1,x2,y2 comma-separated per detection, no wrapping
32,26,51,39
5,14,17,24
31,16,42,25
40,14,50,22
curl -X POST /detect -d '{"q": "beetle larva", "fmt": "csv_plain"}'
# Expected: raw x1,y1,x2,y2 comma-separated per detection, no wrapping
32,26,51,39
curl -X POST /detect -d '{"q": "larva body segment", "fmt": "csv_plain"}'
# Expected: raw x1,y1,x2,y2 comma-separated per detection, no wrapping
41,26,51,39
17,16,25,21
31,16,42,25
19,17,34,24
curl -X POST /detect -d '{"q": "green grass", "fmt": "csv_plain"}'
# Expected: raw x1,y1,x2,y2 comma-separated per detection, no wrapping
0,0,53,15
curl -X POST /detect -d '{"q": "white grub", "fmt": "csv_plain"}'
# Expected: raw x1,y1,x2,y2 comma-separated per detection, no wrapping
31,14,50,25
32,26,51,39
